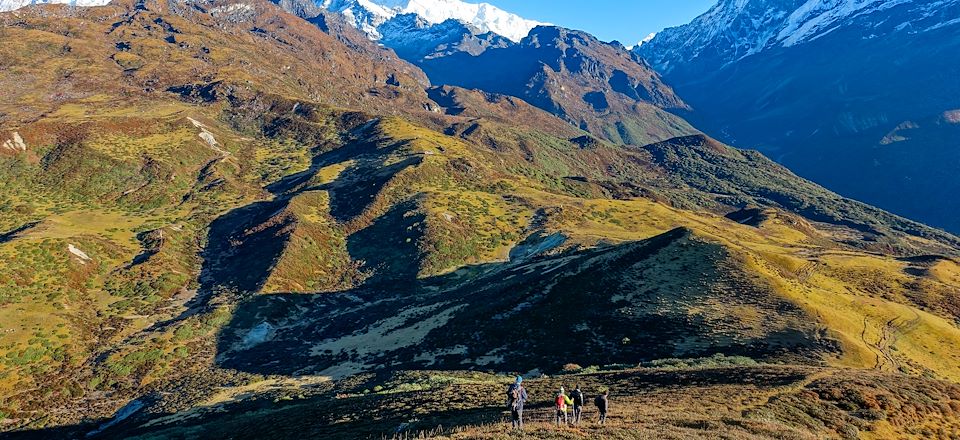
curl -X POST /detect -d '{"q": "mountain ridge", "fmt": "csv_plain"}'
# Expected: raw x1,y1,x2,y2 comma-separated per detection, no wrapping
2,0,960,438
637,0,960,233
638,0,960,74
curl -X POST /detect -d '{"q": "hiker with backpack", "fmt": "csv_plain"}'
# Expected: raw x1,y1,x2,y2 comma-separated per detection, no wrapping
570,385,585,424
594,390,609,424
555,387,573,426
506,376,528,429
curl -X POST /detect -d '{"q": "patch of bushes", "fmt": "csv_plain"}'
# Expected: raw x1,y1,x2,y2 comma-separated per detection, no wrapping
644,353,759,370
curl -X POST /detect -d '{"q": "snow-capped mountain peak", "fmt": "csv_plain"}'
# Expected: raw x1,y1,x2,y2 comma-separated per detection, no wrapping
776,0,908,46
638,0,960,72
321,0,543,42
632,32,656,49
0,0,109,12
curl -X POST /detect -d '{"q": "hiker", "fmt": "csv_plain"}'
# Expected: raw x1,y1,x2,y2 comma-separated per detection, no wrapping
570,385,585,424
506,376,528,429
594,390,609,425
555,387,573,426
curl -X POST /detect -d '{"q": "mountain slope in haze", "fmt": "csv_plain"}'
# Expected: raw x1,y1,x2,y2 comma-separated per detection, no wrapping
3,0,960,438
377,13,512,61
275,0,697,147
414,25,697,146
637,0,960,233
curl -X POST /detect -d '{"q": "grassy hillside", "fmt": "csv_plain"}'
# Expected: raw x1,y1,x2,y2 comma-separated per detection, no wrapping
1,0,960,438
18,365,960,439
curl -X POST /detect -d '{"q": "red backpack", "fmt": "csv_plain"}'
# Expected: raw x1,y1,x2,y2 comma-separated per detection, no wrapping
555,394,565,409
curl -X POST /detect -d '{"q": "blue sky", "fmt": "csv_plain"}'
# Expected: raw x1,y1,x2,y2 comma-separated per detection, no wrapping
488,0,717,45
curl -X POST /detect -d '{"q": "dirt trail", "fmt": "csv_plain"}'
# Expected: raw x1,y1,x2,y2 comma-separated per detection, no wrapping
796,261,819,282
864,310,922,371
736,369,833,415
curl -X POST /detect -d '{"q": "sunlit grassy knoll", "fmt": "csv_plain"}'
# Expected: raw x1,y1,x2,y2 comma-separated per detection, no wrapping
310,160,355,186
928,259,960,285
378,117,476,158
745,252,960,381
250,139,315,184
45,99,199,123
422,190,531,265
261,191,363,293
20,209,147,251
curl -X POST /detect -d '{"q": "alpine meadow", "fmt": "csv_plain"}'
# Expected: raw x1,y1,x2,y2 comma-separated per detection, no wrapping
0,0,959,439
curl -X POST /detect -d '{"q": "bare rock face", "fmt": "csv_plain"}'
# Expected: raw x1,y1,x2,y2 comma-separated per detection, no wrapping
411,25,696,146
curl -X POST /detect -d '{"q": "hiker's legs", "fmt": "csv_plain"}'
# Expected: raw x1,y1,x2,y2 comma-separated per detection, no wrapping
599,411,606,424
517,407,524,428
574,406,582,424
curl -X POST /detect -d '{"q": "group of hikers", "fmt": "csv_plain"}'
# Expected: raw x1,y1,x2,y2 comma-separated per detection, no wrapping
505,376,609,429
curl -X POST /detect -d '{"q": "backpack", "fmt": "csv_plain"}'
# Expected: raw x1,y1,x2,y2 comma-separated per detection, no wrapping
507,385,522,409
594,395,606,411
555,394,566,410
571,390,584,406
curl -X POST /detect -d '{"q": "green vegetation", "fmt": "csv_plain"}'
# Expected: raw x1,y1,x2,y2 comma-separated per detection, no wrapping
1,2,960,438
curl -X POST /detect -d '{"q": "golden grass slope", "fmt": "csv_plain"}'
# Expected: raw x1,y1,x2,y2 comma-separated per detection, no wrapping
0,0,960,435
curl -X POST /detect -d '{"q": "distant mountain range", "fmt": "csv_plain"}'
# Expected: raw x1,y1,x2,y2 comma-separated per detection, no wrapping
3,0,960,438
0,0,104,9
291,0,960,235
637,0,960,233
0,0,542,42
5,0,956,231
318,0,542,41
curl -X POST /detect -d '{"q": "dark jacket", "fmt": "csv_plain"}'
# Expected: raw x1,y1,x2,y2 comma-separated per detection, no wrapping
571,389,585,407
507,384,528,408
594,395,608,412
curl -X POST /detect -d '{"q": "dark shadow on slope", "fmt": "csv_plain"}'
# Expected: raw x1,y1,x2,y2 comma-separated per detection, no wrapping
144,199,294,333
264,133,381,196
0,221,40,244
124,229,167,269
215,228,837,378
426,86,467,116
265,133,423,223
347,200,426,286
147,126,423,331
198,199,294,294
324,154,422,222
